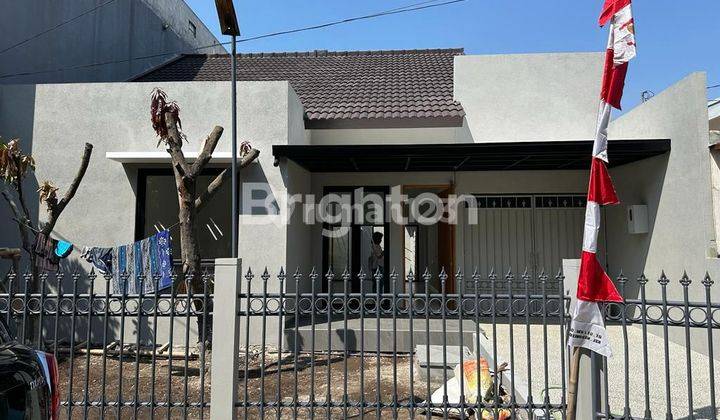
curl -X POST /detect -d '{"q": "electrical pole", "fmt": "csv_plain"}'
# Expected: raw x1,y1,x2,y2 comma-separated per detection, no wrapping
214,0,241,258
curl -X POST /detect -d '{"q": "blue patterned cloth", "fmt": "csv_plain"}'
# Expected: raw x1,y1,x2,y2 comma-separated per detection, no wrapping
155,230,173,290
97,231,173,294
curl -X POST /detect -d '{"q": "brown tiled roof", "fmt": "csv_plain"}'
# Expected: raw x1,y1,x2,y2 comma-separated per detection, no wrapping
133,48,465,125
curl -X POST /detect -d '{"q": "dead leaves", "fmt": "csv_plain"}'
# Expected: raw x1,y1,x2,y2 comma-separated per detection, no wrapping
0,138,35,185
37,181,59,210
150,88,184,146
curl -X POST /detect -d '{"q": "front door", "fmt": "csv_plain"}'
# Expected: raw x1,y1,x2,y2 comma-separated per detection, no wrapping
322,186,390,293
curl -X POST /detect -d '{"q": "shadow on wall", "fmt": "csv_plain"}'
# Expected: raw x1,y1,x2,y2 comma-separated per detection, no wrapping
1,258,120,350
0,1,218,84
607,152,669,299
0,85,37,267
239,163,279,216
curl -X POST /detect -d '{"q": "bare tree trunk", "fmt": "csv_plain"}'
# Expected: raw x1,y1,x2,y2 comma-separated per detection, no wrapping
162,112,259,289
161,110,259,344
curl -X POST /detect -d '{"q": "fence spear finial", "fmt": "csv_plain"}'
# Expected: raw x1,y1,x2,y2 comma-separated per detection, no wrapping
702,272,714,287
680,271,691,287
422,267,431,283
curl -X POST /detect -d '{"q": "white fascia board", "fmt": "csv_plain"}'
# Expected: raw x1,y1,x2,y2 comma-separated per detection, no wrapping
106,151,239,163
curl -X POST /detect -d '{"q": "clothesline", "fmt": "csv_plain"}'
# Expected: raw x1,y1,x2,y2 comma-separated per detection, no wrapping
11,217,180,251
13,217,176,293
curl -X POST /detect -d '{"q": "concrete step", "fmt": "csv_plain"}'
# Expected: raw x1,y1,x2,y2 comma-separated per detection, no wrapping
285,318,479,353
414,344,474,384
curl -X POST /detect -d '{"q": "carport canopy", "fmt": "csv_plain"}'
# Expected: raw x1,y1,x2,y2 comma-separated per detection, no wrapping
272,139,670,172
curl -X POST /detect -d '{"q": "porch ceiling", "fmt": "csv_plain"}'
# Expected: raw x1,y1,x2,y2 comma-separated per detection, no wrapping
272,139,670,172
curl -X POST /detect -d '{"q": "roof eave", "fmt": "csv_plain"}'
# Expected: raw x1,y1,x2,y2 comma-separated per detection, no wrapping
305,115,465,130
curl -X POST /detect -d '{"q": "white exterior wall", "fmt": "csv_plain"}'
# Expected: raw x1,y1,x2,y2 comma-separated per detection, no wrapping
710,101,720,131
607,73,716,282
309,123,469,145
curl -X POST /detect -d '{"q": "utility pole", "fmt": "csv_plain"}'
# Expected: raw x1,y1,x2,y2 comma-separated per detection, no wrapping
214,0,241,258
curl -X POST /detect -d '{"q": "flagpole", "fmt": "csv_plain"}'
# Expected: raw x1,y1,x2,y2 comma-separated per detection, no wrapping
566,347,582,420
566,0,636,416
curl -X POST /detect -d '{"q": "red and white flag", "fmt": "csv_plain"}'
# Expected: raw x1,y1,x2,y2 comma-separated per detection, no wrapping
567,0,636,357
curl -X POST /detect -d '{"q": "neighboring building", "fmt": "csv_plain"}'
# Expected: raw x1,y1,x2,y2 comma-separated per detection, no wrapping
711,98,720,131
0,0,224,84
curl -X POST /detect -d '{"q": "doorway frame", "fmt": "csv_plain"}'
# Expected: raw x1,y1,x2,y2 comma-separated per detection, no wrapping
321,185,391,292
401,184,456,293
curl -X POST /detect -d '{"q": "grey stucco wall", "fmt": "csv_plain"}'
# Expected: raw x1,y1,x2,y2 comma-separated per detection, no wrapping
454,52,604,143
607,73,716,283
0,80,304,348
605,73,719,357
0,81,304,278
0,0,224,84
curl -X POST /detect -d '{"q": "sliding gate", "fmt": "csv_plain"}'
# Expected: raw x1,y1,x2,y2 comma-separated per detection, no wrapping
459,194,596,293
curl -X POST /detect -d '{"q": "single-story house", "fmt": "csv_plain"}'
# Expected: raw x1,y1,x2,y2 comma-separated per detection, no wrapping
0,49,715,307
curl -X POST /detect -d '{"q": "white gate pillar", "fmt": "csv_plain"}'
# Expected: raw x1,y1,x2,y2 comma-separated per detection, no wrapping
210,258,242,420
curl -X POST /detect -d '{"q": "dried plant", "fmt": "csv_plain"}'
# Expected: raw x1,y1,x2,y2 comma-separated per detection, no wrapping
37,181,59,210
0,138,35,186
240,140,252,157
150,88,185,146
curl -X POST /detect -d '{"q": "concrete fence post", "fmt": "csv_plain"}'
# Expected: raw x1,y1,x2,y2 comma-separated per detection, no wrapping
210,258,242,420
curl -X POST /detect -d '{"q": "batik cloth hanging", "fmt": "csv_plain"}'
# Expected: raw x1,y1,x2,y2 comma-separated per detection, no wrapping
83,230,173,294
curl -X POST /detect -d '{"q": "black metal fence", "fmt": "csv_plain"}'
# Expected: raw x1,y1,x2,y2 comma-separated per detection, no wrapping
236,268,569,419
0,270,213,419
596,272,719,420
235,268,719,420
1,267,718,420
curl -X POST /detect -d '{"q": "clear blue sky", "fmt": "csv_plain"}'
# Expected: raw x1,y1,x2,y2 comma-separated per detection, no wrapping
186,0,719,111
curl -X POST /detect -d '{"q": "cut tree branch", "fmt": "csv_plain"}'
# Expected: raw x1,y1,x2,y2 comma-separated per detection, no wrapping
190,126,224,177
57,143,93,211
194,148,260,211
164,112,191,178
44,143,93,234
